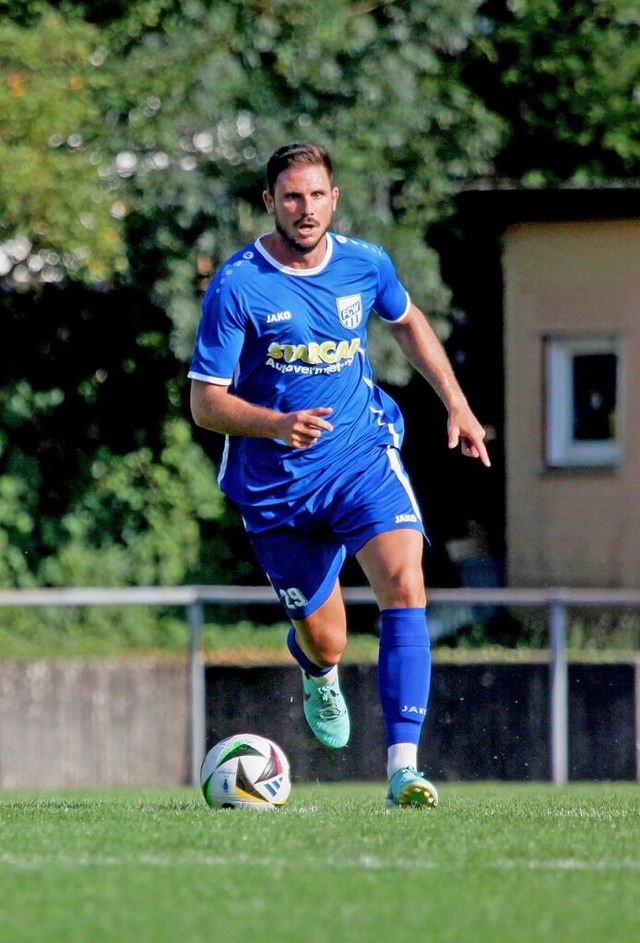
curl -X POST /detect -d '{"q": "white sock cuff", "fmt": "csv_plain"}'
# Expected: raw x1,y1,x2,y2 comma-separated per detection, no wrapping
387,742,418,780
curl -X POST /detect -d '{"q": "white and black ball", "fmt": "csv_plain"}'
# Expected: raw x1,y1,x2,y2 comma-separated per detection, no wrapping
200,733,291,810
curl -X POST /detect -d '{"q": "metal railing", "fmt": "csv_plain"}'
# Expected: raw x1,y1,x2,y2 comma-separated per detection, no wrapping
1,584,639,786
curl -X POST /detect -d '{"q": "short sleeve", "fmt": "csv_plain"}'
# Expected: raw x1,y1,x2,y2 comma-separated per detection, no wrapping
188,278,247,385
372,248,411,323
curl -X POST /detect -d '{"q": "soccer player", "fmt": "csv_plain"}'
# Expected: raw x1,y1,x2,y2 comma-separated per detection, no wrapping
189,142,490,807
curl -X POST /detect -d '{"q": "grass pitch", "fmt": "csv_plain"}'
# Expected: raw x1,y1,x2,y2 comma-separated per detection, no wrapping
1,782,639,943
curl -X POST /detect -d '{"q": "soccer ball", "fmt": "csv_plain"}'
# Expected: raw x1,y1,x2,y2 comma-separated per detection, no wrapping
200,733,291,810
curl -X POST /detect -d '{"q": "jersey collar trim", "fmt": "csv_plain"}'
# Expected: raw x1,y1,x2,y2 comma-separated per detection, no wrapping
254,232,334,275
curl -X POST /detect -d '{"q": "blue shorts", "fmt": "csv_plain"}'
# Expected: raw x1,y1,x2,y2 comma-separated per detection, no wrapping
245,446,427,619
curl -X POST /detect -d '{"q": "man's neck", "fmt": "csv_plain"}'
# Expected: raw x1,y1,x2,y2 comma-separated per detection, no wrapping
260,231,330,270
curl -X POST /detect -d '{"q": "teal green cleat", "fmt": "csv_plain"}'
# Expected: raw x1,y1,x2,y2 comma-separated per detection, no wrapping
302,671,350,749
386,767,439,809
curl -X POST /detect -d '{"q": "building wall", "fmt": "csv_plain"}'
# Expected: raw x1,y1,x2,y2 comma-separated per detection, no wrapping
503,218,640,587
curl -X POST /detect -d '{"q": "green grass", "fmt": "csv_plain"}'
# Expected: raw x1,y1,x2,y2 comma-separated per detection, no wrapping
1,783,639,943
0,615,384,661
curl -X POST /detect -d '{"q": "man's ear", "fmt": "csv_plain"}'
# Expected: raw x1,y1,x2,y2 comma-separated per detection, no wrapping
263,190,274,214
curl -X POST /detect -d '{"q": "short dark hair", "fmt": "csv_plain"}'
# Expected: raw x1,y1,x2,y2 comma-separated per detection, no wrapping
265,142,333,194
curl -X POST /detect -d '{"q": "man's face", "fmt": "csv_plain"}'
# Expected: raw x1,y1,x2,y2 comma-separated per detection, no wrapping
263,164,339,255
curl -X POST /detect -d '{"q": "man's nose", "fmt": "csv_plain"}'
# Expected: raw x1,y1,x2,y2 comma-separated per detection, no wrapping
299,196,315,215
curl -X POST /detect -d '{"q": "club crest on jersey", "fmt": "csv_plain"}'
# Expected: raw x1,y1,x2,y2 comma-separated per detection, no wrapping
336,293,363,329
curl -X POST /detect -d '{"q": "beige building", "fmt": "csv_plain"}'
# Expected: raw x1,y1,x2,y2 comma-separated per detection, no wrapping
502,214,640,587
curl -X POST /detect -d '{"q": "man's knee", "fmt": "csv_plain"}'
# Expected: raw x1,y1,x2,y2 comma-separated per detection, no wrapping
293,606,348,667
356,529,426,608
381,567,426,608
296,628,347,666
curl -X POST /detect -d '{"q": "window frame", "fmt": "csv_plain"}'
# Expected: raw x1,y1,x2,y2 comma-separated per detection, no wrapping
544,334,622,468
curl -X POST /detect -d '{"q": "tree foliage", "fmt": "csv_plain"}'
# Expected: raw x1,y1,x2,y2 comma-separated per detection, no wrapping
0,9,129,287
466,0,640,184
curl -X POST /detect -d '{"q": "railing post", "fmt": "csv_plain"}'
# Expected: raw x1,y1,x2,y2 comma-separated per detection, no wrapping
549,597,569,786
187,599,206,788
635,655,640,783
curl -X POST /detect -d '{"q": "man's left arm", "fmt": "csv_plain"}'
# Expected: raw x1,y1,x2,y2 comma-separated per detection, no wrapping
387,303,491,467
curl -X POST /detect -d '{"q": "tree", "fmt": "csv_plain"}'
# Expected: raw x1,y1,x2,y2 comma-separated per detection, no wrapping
0,8,129,288
466,0,640,184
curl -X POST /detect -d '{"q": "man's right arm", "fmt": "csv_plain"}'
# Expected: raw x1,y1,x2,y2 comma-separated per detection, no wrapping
190,379,334,450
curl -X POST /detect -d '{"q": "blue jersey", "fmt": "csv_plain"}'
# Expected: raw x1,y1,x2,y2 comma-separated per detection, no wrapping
188,232,411,524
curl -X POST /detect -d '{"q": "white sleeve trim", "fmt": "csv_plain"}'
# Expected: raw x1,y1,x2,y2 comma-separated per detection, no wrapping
187,370,232,386
378,291,411,323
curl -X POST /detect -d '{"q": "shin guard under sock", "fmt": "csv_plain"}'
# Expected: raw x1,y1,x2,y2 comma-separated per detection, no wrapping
378,607,431,747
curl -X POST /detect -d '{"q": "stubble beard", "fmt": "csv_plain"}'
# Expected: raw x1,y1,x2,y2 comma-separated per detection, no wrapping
274,216,329,256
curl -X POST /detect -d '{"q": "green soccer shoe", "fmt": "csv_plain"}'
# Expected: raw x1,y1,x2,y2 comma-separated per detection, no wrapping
386,767,439,809
302,671,350,749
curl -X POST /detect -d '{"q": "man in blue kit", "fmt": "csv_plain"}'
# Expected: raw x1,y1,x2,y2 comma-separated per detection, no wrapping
189,142,490,807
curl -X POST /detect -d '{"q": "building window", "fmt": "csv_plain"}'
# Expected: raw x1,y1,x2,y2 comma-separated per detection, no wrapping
545,336,621,467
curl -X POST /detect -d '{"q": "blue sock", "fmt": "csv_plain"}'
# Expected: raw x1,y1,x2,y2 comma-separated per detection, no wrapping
286,626,333,677
378,607,431,747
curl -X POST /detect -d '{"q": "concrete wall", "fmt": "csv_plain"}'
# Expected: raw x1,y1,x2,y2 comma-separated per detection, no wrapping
503,218,640,587
0,659,636,788
0,659,189,788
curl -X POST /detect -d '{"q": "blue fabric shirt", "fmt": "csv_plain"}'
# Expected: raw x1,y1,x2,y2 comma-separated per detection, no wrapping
188,232,411,526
